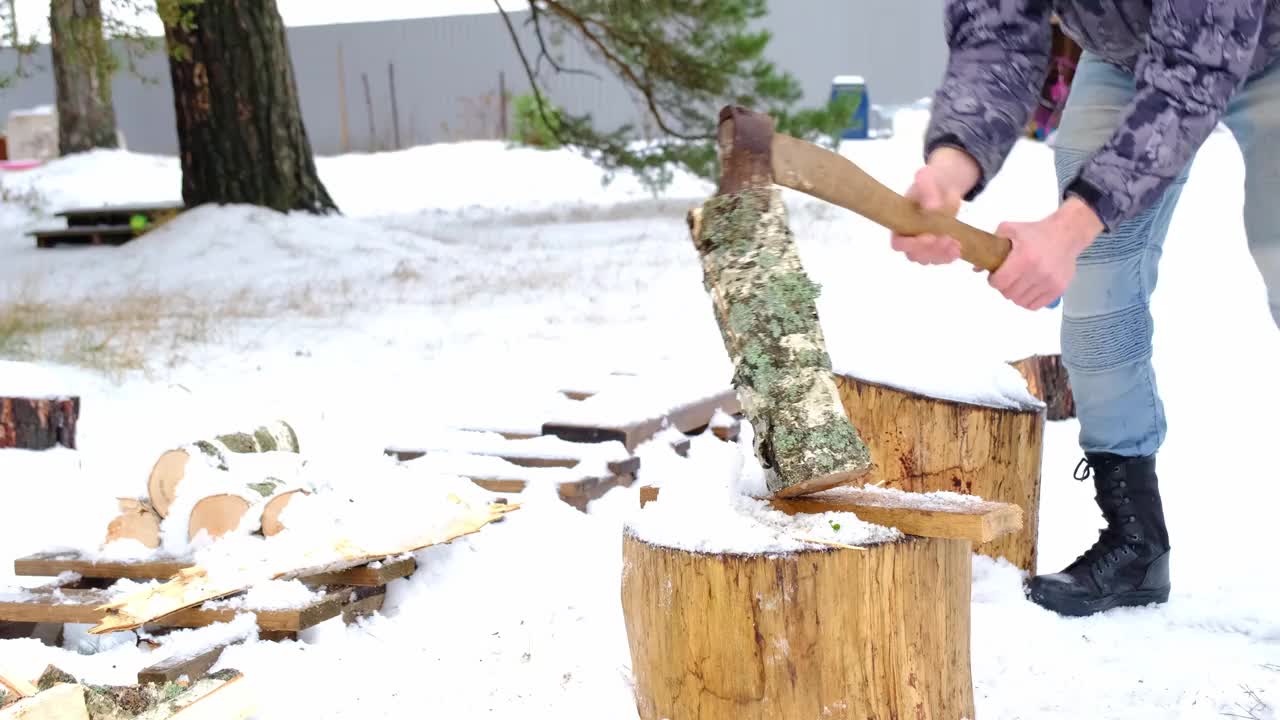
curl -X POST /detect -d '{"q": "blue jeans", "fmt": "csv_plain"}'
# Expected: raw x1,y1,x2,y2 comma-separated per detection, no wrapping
1053,52,1280,457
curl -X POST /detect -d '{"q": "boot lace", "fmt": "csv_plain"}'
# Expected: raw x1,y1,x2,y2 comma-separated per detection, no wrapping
1070,457,1144,573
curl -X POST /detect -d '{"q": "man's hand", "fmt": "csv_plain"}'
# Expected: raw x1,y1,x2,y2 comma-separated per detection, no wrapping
890,147,980,264
988,197,1104,310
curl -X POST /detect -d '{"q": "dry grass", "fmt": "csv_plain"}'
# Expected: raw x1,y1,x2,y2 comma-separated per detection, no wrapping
0,279,362,380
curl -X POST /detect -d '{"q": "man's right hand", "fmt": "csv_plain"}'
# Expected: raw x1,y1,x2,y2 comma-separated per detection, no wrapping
889,147,981,266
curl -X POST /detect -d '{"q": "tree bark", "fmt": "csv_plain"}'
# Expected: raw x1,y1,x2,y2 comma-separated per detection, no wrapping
49,0,119,156
1010,353,1076,421
0,396,79,450
146,421,301,518
162,0,337,214
621,532,975,720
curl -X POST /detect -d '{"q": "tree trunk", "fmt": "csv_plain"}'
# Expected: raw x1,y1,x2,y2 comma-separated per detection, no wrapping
834,374,1045,572
0,396,79,450
1010,353,1076,421
162,0,337,214
621,531,975,720
49,0,119,156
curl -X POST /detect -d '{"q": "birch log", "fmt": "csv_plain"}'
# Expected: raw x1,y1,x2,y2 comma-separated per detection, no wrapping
187,478,289,542
688,108,871,497
104,499,161,549
146,422,300,518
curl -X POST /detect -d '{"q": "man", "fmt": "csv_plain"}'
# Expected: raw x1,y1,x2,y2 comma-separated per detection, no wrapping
891,1,1280,617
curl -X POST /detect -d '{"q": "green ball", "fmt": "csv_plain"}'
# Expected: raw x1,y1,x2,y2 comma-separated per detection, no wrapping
129,214,148,230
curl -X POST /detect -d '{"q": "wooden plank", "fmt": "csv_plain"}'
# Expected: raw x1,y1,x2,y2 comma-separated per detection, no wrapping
543,388,740,452
340,586,387,625
137,646,228,685
15,553,189,581
299,557,415,588
772,490,1023,544
0,683,89,720
0,587,356,633
385,447,640,476
55,202,184,220
14,552,411,588
638,486,1023,544
29,225,138,239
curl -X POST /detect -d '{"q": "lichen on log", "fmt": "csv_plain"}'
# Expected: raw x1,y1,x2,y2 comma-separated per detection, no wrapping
692,188,872,496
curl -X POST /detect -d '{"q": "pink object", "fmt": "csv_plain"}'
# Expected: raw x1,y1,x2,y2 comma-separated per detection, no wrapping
0,160,43,171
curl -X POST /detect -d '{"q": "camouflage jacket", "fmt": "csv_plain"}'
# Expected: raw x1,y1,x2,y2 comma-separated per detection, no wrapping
925,1,1280,230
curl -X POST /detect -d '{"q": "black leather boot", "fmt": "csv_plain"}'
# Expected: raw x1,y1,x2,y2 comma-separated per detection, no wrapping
1025,452,1171,617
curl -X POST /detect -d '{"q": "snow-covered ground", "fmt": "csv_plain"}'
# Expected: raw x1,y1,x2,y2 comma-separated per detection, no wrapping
1,108,1277,719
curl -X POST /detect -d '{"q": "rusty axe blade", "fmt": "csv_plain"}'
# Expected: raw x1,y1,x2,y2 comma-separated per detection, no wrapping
718,106,1012,273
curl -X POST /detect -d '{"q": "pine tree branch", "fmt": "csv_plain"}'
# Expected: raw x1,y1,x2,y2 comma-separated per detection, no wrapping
495,0,572,146
526,2,599,80
536,0,712,142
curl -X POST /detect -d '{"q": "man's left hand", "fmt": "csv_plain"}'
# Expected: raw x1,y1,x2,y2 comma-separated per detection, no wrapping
988,197,1105,310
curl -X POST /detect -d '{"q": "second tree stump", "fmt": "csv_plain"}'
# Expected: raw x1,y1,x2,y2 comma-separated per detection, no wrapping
834,374,1045,572
621,531,975,720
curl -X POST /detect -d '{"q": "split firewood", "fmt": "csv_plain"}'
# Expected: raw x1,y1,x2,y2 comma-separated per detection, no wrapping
30,665,251,720
0,672,36,703
0,683,88,720
104,499,161,549
686,108,872,497
146,422,301,518
90,494,519,635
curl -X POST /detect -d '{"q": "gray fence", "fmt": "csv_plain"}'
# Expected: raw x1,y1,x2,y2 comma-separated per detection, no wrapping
0,2,948,157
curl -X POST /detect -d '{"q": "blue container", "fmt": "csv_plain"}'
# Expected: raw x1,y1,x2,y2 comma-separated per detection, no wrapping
830,75,870,140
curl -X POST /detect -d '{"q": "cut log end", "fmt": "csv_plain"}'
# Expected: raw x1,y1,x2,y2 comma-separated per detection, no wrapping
146,449,190,519
105,498,161,549
621,530,975,720
260,489,308,537
187,494,252,542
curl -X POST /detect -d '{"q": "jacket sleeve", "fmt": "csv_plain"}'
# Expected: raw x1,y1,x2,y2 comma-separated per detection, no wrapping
1063,1,1267,230
924,0,1055,200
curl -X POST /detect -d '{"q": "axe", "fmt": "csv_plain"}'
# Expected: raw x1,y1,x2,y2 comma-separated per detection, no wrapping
717,105,1012,273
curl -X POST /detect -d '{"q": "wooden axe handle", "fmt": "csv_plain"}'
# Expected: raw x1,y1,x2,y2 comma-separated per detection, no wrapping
769,132,1012,272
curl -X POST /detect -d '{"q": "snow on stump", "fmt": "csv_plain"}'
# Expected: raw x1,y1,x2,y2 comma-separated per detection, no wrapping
0,396,79,450
834,373,1045,572
620,531,975,720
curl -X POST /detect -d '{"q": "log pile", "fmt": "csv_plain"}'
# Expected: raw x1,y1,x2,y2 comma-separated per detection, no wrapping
97,421,311,551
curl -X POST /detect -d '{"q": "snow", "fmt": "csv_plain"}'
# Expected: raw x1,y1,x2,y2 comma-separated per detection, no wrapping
0,105,1278,719
625,423,903,554
0,360,81,398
